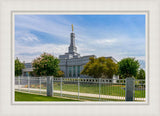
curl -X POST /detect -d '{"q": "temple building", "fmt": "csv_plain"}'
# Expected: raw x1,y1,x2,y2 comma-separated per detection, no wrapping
22,24,118,79
58,24,117,78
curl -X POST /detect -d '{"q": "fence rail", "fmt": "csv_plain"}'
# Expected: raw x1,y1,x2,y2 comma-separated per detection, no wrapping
15,76,145,101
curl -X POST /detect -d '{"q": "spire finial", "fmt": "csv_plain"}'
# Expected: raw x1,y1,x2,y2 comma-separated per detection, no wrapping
72,24,74,32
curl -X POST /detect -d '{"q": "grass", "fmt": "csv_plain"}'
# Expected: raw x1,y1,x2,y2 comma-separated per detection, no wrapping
15,91,125,101
15,91,78,101
53,83,145,98
22,82,145,98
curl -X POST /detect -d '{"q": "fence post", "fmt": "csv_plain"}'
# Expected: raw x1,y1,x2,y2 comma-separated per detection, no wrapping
125,77,135,101
78,77,80,99
28,75,30,93
18,76,20,91
60,77,62,97
39,77,41,94
47,76,53,96
53,77,54,96
99,78,101,101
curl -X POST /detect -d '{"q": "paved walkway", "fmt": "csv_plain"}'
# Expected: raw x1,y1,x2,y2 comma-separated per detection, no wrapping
15,87,145,101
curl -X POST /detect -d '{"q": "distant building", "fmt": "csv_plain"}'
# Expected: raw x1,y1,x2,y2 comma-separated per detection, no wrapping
22,25,118,79
22,63,33,76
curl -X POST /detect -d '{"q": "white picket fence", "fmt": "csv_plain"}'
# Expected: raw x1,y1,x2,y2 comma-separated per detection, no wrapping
15,76,145,101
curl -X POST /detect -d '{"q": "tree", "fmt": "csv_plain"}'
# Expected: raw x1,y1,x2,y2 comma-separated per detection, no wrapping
55,70,65,77
32,52,60,76
137,68,145,79
118,57,140,78
15,57,25,76
81,57,118,78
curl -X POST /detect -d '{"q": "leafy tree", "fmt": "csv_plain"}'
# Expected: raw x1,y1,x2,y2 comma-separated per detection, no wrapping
55,70,65,77
32,52,60,76
118,57,140,78
15,57,25,76
81,57,118,78
137,68,145,79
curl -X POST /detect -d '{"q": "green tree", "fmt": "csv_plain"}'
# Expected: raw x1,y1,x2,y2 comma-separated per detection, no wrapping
55,70,65,77
81,57,118,78
137,68,145,79
32,52,60,76
118,57,140,78
15,57,25,76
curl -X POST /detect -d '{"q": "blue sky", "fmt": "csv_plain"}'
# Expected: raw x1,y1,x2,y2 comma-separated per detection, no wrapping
15,14,145,69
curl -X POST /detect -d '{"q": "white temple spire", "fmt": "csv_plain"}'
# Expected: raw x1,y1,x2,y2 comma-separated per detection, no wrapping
68,24,77,54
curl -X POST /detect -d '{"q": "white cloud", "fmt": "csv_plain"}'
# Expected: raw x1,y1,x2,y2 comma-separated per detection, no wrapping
16,31,39,42
94,39,117,45
15,43,68,62
15,15,73,40
77,44,96,56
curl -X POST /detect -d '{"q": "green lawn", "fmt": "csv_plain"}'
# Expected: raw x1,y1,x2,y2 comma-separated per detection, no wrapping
54,83,125,96
53,83,145,98
15,91,78,101
26,82,145,98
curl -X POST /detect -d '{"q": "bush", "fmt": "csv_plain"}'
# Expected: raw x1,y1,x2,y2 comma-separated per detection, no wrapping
32,52,60,76
118,57,140,78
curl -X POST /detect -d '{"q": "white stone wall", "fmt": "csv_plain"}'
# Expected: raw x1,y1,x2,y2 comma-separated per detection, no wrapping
59,55,95,77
